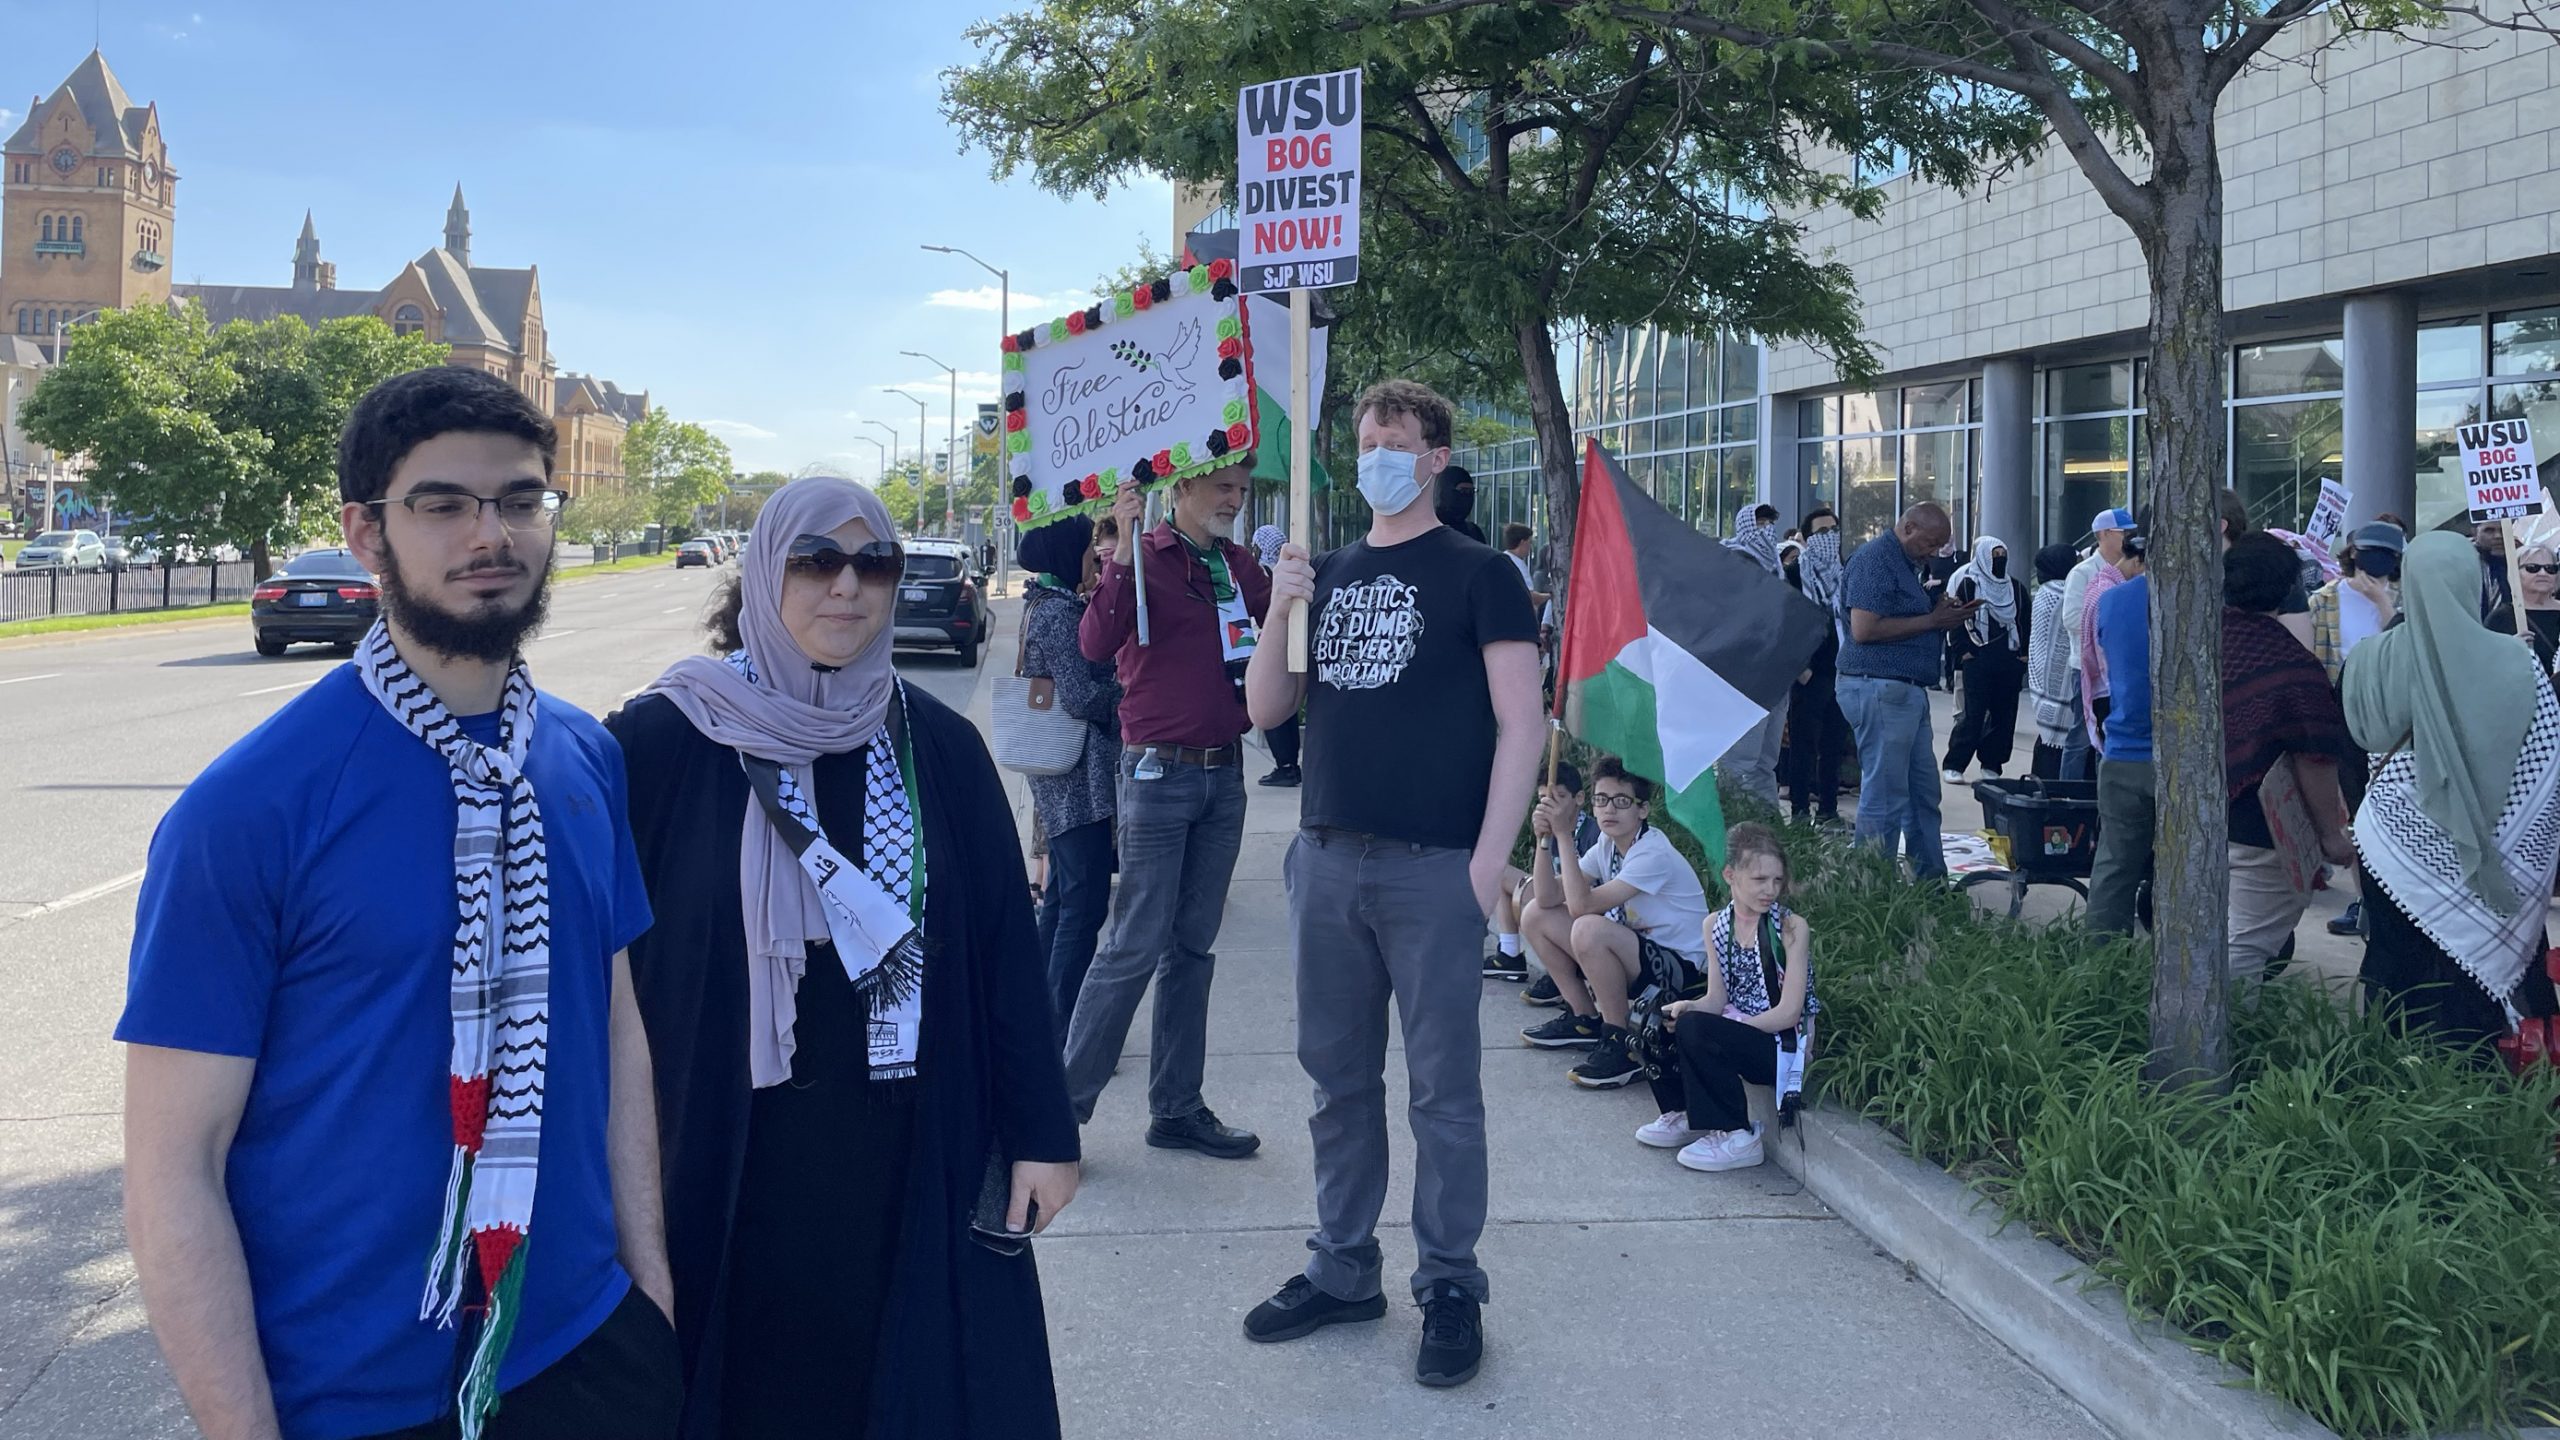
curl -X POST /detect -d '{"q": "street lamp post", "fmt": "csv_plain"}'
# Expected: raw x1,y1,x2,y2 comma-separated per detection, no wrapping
864,421,902,481
923,244,1009,584
856,435,889,486
884,389,933,533
900,351,962,550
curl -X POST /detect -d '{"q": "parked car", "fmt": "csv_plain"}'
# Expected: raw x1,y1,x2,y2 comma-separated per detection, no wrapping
250,548,380,656
893,539,988,666
675,540,715,569
14,529,106,572
101,536,160,572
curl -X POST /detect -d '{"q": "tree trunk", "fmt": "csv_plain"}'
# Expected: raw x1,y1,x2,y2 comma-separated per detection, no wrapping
1516,316,1578,602
2135,105,2233,1092
249,535,272,582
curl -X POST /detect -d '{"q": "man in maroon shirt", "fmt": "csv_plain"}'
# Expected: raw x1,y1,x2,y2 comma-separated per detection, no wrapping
1062,462,1270,1157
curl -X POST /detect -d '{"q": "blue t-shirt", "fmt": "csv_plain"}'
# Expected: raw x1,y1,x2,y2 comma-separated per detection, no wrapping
115,667,652,1440
2095,574,2153,762
1835,532,1942,685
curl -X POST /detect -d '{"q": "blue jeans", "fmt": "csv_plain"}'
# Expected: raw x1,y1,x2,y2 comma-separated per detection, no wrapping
1039,818,1117,1045
1061,753,1247,1123
1837,674,1945,877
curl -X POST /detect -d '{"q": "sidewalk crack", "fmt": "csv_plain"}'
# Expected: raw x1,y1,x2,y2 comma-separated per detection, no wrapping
0,1273,135,1417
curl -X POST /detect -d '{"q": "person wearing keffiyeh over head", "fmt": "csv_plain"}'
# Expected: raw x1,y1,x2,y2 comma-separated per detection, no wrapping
609,477,1079,1439
118,367,677,1440
1715,502,1791,805
1782,507,1851,822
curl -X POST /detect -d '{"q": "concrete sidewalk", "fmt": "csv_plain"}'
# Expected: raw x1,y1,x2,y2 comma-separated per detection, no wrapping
984,602,2107,1439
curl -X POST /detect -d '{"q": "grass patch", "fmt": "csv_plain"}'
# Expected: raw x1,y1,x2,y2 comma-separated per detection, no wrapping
557,550,675,579
0,601,250,640
1783,827,2560,1438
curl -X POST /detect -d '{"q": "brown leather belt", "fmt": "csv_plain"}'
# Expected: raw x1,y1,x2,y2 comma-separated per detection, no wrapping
1124,742,1240,769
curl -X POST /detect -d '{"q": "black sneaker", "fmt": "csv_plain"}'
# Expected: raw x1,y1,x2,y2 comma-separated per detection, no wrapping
1244,1274,1386,1343
1481,948,1527,981
1147,1106,1262,1159
1521,1012,1600,1049
1415,1282,1483,1387
1568,1031,1644,1088
1521,974,1562,1008
1258,764,1302,788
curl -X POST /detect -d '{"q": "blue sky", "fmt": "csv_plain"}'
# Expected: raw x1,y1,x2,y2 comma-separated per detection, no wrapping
0,0,1173,476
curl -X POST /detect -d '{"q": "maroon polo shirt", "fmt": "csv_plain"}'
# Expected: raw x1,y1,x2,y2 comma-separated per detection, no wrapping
1079,521,1272,750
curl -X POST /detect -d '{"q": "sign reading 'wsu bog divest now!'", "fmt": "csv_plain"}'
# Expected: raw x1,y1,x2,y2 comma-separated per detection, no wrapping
1001,262,1259,530
2462,417,2544,523
1236,68,1361,293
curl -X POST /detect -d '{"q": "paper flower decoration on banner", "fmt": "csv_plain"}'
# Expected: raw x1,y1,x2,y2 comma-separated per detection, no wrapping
1000,260,1260,529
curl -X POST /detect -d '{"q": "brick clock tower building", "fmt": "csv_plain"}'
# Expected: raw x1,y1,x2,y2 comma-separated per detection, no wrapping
0,51,175,357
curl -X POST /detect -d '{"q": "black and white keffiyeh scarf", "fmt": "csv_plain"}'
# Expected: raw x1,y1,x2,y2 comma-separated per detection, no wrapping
729,648,928,1085
353,622,549,1440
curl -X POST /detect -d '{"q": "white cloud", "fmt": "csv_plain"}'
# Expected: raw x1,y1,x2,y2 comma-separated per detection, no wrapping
697,418,778,441
925,285,1090,316
891,372,1002,403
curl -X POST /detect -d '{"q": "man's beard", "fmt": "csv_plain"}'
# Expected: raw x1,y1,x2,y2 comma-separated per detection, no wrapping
378,541,554,665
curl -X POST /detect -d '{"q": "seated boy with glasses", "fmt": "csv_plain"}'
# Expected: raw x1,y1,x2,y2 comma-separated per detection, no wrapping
1517,757,1712,1089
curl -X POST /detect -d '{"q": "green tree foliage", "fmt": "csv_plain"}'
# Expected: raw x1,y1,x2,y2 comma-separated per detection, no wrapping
562,484,651,552
625,408,735,529
19,303,446,575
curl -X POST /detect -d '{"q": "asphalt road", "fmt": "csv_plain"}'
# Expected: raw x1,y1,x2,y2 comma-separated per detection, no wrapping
0,560,988,1438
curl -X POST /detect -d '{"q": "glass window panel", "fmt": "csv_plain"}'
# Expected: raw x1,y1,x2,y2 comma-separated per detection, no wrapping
1969,378,1983,423
1840,436,1900,543
1631,329,1662,418
1839,391,1886,435
1657,334,1689,419
1628,419,1655,455
1686,410,1711,448
2491,381,2560,452
1689,337,1716,409
2417,388,2483,535
1721,448,1758,536
2046,362,2131,416
1798,441,1837,519
2229,398,2343,533
2234,335,2346,398
1797,396,1834,438
1905,429,1962,524
1719,337,1759,402
1717,404,1758,445
1966,428,1984,545
2418,320,2484,385
2043,416,2131,543
2493,306,2560,377
1904,380,1968,429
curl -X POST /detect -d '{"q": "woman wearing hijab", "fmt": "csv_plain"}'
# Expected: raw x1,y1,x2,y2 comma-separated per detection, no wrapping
1940,535,2030,784
2345,530,2560,1053
1019,515,1123,1038
1784,509,1851,824
2025,543,2088,781
607,478,1079,1439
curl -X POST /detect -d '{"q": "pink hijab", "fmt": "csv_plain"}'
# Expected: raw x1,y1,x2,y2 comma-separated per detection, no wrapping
644,477,901,1085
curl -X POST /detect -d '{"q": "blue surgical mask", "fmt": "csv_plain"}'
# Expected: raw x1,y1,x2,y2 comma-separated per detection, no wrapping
1356,446,1426,516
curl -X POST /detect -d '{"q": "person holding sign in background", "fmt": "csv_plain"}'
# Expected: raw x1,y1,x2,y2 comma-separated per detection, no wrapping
1241,379,1541,1391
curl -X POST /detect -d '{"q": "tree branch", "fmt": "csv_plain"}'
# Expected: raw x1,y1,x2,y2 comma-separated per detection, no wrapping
1393,92,1483,197
2203,0,2326,96
1960,0,2144,118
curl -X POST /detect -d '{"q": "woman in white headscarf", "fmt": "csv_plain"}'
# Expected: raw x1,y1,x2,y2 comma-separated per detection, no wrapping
1940,534,2030,784
607,477,1078,1439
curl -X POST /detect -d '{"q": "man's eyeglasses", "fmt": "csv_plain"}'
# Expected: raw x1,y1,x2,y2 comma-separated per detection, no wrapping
786,535,904,581
371,488,569,531
2523,563,2560,576
1591,793,1644,813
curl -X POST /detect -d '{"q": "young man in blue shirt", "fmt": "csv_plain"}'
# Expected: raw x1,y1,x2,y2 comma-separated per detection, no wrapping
117,368,676,1440
1834,503,1979,877
2085,524,2154,935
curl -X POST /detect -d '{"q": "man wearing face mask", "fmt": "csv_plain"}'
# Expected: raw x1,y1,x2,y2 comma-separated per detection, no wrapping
1436,463,1488,544
1242,380,1542,1389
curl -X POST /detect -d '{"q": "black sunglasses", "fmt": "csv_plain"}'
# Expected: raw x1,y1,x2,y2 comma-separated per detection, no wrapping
2523,563,2560,576
785,535,903,580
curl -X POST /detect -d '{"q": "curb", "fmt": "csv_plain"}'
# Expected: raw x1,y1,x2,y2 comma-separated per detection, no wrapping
1768,1106,2342,1440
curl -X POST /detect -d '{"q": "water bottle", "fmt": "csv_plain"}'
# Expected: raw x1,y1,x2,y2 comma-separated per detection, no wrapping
1132,746,1165,782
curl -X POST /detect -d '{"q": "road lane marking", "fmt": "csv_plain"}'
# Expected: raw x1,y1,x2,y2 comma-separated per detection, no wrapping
10,868,145,922
660,606,685,614
0,673,62,686
239,677,324,697
533,629,581,642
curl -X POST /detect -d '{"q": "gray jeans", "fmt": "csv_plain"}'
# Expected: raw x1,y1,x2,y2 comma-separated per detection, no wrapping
1288,828,1491,1306
2088,757,2154,936
1062,752,1246,1123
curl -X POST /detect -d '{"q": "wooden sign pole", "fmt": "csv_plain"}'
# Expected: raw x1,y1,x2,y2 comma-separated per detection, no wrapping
2506,516,2532,641
1287,287,1314,673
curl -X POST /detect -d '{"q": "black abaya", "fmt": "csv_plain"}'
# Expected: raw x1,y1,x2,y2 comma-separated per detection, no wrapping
608,683,1078,1440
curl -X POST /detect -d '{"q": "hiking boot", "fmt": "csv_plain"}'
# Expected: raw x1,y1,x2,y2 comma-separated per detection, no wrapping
1243,1275,1385,1343
1521,974,1563,1008
1568,1031,1644,1088
1481,948,1528,982
1146,1106,1261,1159
1635,1110,1701,1149
1521,1012,1600,1049
1415,1282,1483,1387
1677,1126,1766,1172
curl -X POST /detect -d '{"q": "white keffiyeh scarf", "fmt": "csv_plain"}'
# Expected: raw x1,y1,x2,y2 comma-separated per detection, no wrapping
353,622,548,1440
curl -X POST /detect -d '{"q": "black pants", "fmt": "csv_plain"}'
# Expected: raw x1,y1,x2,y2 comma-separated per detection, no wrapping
1265,712,1300,769
1944,650,2024,774
2359,880,2555,1058
361,1286,682,1440
1785,668,1850,818
1039,818,1118,1043
1644,1012,1779,1133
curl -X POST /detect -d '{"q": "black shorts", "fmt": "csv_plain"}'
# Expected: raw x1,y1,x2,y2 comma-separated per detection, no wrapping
1634,936,1706,998
361,1284,683,1440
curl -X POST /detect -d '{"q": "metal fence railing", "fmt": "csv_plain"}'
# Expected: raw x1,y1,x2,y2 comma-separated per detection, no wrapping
0,561,258,623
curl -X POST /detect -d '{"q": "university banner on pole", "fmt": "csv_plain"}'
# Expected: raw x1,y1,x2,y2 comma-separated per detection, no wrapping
974,403,1000,456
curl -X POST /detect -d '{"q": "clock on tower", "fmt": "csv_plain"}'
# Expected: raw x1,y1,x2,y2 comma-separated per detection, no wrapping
48,146,77,177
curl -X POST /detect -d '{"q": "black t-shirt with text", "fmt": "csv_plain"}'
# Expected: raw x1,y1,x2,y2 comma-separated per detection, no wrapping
1302,525,1538,849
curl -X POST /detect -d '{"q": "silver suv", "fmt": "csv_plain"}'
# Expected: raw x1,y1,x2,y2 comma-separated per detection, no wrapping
14,529,106,572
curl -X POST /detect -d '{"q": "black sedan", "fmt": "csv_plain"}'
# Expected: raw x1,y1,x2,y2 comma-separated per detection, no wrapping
675,539,716,568
251,549,381,656
892,541,988,666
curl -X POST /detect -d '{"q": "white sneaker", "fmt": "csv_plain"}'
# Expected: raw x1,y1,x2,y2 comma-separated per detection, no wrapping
1635,1111,1700,1149
1677,1126,1767,1173
1941,768,1966,785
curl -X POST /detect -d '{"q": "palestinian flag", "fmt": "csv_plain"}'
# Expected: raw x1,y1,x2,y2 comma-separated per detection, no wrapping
1560,440,1831,865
